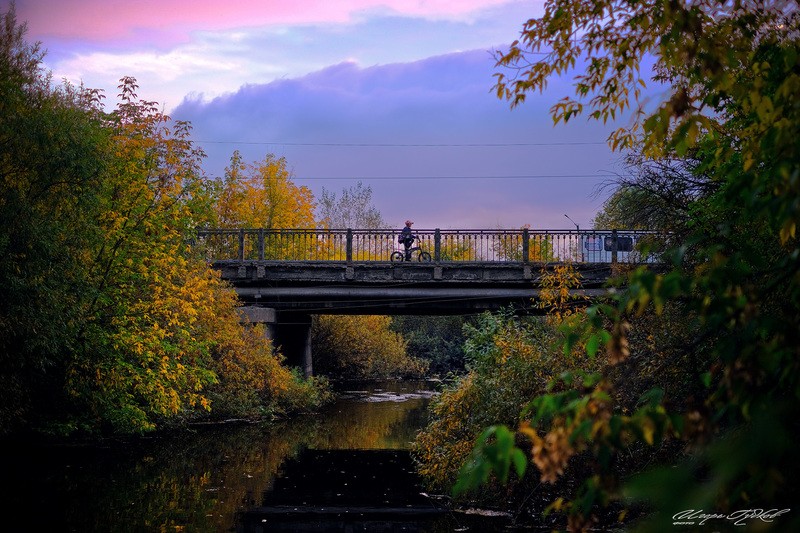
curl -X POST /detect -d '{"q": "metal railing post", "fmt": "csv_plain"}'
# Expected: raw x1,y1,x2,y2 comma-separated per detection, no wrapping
258,229,265,260
611,229,618,265
238,229,245,262
434,229,441,262
346,229,353,263
522,227,530,264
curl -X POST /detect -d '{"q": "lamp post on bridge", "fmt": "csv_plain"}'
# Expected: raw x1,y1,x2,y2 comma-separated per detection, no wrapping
564,214,583,262
564,213,579,232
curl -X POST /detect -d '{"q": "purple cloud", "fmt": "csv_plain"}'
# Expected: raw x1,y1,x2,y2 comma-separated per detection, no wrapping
174,49,625,229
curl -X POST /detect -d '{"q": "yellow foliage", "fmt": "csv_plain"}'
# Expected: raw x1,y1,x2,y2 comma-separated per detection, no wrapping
493,225,556,262
538,262,588,324
415,313,603,494
415,374,482,488
63,78,324,433
312,315,428,379
522,420,574,483
214,150,315,229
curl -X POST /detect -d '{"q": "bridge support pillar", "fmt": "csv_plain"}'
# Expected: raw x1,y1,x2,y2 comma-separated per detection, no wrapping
301,320,313,379
237,305,277,342
274,313,314,379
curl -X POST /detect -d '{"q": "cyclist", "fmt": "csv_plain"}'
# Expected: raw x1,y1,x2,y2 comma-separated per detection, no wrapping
398,220,416,261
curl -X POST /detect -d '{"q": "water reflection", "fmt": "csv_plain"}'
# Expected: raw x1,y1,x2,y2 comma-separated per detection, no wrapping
311,380,436,451
1,380,440,532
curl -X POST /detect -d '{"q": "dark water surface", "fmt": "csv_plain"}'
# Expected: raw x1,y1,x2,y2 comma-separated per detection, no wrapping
0,380,513,532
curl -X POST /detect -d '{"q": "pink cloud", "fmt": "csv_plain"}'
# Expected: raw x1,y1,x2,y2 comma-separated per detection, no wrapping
16,0,514,43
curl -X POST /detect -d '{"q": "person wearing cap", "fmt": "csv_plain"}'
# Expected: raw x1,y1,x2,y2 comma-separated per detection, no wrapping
398,220,416,261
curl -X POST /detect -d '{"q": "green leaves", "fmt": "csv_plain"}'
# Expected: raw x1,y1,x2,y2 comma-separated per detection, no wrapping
453,425,527,496
636,387,664,409
0,4,117,434
455,1,800,528
585,329,611,358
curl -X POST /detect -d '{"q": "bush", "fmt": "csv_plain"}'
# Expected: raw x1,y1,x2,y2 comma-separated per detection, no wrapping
414,312,601,495
312,315,428,379
390,315,472,376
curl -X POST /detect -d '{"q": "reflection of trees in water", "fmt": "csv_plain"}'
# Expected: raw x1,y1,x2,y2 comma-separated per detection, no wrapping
51,423,314,532
310,397,430,450
12,382,435,532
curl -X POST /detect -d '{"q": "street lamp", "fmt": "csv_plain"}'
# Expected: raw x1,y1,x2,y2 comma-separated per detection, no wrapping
565,214,583,262
564,213,579,231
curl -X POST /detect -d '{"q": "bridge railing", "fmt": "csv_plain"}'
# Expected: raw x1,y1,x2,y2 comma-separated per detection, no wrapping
194,228,669,264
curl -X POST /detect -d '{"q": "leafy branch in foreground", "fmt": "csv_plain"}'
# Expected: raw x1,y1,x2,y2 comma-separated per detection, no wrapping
455,1,800,530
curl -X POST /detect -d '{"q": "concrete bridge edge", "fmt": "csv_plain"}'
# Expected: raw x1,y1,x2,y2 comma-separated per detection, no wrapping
237,306,314,379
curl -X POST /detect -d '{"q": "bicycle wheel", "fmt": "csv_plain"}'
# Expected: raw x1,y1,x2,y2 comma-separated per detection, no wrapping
390,251,405,263
418,251,432,262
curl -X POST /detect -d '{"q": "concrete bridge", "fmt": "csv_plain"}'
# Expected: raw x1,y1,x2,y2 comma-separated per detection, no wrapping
199,227,666,375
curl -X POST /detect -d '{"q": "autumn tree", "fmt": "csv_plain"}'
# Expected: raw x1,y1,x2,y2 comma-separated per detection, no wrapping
313,181,388,260
0,4,109,433
1,4,326,434
455,1,800,531
415,311,602,510
212,150,315,229
312,315,427,379
53,77,220,432
213,149,248,228
592,151,715,232
316,181,385,229
72,80,327,432
208,150,317,260
493,225,555,262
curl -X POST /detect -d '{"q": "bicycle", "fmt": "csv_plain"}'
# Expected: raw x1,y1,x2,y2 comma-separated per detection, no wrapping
391,241,432,262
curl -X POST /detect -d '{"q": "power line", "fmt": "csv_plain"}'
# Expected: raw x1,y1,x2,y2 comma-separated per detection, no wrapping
194,140,607,147
288,174,621,181
206,173,622,181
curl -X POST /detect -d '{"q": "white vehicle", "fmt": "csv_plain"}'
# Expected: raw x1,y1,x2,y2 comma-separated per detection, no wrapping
579,232,658,263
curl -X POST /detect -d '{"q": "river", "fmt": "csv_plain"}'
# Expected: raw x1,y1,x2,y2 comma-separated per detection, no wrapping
1,380,515,532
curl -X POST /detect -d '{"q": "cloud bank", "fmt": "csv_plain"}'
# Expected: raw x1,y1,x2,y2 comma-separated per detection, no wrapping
28,1,538,111
174,49,622,229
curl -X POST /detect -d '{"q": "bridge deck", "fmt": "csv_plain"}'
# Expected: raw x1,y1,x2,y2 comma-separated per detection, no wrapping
215,260,616,284
216,260,619,315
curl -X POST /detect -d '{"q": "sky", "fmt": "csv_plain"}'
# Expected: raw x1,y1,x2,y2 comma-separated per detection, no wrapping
13,0,644,229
